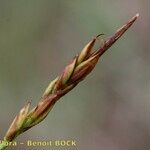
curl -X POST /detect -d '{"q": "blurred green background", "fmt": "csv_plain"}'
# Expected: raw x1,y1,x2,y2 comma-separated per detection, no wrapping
0,0,149,149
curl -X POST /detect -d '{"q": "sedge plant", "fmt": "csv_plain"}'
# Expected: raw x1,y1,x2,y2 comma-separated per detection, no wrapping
0,14,139,150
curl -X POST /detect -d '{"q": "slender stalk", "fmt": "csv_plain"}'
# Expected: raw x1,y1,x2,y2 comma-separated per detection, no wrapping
0,14,139,150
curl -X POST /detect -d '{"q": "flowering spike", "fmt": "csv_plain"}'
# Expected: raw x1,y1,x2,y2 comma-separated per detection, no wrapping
0,14,139,150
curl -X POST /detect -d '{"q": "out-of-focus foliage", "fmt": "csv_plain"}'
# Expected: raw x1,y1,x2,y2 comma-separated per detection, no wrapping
0,0,149,150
